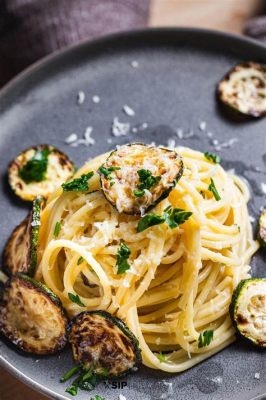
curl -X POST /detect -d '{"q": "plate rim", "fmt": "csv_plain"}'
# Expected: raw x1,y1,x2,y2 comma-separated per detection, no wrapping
0,27,265,400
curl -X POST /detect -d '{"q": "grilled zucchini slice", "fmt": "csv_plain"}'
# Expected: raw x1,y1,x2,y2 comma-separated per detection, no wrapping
217,62,266,118
8,144,75,201
99,143,183,214
258,208,266,247
68,311,141,377
2,196,43,276
0,274,68,354
229,278,266,347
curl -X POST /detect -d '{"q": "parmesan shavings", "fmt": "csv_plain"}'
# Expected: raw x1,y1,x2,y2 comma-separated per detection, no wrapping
261,182,266,194
112,117,131,137
69,127,95,147
92,95,100,104
131,60,139,68
65,133,78,144
211,137,238,151
123,104,135,116
77,91,85,105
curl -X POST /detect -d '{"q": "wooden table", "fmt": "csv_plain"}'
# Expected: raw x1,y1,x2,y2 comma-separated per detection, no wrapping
0,0,263,399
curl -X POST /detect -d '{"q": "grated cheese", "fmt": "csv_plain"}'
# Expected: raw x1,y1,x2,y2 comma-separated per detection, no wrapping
112,117,131,137
92,95,100,104
77,91,85,105
261,182,266,194
199,121,206,131
65,133,78,144
131,60,139,68
123,104,135,117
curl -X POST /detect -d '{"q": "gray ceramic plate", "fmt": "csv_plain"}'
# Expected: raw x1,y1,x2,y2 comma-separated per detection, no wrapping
0,28,265,400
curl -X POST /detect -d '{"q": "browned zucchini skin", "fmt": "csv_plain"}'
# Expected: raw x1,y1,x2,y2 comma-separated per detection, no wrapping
217,62,266,118
68,310,142,377
99,143,184,215
2,214,32,276
8,144,75,201
0,274,68,355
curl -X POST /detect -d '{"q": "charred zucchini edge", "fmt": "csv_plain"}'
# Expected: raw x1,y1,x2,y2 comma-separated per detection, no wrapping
229,278,266,348
0,274,68,355
68,310,142,377
217,62,266,118
99,143,184,215
257,208,266,247
8,144,75,201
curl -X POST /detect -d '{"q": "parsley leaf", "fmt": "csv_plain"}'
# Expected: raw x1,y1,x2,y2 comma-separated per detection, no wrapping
62,172,94,192
99,166,120,178
137,213,165,232
133,169,161,197
60,365,82,383
208,178,221,201
116,242,131,274
137,207,192,232
77,256,84,265
91,396,105,400
19,147,50,183
54,221,61,238
198,330,214,348
66,385,78,396
158,352,166,362
204,152,221,164
68,293,86,307
163,206,193,229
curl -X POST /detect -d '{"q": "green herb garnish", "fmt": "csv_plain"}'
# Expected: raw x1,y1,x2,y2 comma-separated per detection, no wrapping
198,330,214,348
137,213,165,232
133,169,161,197
137,207,192,232
90,396,105,400
204,152,221,164
60,365,82,383
77,256,84,265
68,293,86,307
116,242,131,274
163,206,193,229
158,352,166,363
54,221,61,237
19,147,50,183
62,172,94,192
99,166,120,179
208,178,221,201
63,366,104,396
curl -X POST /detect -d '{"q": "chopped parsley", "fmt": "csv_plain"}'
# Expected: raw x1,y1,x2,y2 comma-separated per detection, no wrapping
137,206,192,232
204,152,221,164
158,352,166,363
18,147,50,183
90,396,105,400
62,172,94,192
208,178,221,201
116,242,131,274
99,166,120,179
54,221,61,237
163,206,193,229
77,256,84,265
133,169,161,197
68,293,86,307
62,365,105,396
198,330,214,348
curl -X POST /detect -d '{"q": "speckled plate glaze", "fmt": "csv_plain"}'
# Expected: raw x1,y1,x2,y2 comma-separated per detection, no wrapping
0,28,265,400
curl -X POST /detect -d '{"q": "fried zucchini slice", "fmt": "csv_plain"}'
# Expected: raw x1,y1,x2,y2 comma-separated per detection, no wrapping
0,274,68,354
218,62,266,117
229,278,266,347
258,208,266,247
8,144,75,201
99,143,183,214
2,196,43,276
68,311,141,377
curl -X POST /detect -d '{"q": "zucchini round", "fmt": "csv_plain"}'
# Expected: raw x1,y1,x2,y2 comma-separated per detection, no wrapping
8,144,75,201
2,196,43,276
0,274,68,354
229,278,266,347
257,208,266,247
217,62,266,118
68,311,142,377
99,143,183,214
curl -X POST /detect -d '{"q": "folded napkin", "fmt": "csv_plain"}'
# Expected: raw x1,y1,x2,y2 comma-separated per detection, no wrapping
0,0,150,87
244,14,266,43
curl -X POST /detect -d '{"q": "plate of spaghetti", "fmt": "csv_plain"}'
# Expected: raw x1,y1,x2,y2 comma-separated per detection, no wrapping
0,29,265,400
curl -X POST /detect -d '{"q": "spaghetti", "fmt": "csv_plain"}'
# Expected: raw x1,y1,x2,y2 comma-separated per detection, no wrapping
36,146,258,372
